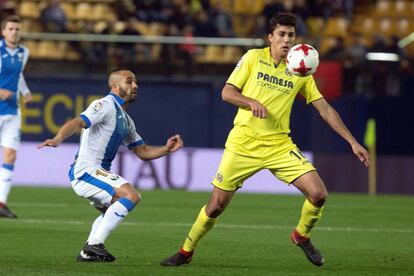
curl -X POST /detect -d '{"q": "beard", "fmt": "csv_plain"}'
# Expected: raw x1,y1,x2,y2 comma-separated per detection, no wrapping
126,97,136,103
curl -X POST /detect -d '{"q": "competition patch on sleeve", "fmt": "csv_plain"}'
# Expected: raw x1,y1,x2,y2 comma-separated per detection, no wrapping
92,101,104,113
235,56,244,68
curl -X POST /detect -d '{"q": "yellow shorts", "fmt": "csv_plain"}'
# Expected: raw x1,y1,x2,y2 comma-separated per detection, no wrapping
212,127,316,191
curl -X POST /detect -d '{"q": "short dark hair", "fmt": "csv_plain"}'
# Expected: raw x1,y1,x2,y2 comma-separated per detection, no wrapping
109,67,131,74
108,67,134,87
267,13,297,34
1,15,21,30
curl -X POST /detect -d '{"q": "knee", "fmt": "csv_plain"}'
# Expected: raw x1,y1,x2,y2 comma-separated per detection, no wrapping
127,191,141,205
4,150,16,164
309,190,328,207
115,184,141,205
205,202,226,218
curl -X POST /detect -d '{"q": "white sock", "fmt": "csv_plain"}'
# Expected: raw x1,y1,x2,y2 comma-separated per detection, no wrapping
86,214,104,243
0,166,14,204
88,198,136,245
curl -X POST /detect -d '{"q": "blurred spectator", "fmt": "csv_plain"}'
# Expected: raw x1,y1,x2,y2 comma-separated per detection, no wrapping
308,0,333,20
161,24,181,72
188,0,204,15
347,33,367,62
388,36,405,58
292,0,311,22
118,17,150,64
284,0,309,36
344,33,368,95
263,0,285,25
385,36,404,96
323,36,346,60
0,1,16,19
366,35,390,96
370,35,388,53
163,1,192,30
134,0,164,23
339,0,354,21
73,21,116,68
209,2,235,37
40,0,68,33
193,10,217,37
400,58,414,98
177,24,198,72
255,0,285,37
114,0,136,20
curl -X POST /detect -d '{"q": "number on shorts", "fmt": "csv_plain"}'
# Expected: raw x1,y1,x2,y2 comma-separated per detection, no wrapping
290,149,306,160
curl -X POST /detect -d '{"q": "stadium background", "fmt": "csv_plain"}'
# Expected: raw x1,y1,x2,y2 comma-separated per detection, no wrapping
2,0,414,194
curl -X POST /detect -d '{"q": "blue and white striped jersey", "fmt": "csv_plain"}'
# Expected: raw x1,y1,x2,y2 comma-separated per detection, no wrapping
72,93,144,176
0,39,30,115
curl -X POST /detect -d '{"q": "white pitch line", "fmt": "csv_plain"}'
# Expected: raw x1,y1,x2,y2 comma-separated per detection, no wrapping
11,203,70,207
5,219,413,234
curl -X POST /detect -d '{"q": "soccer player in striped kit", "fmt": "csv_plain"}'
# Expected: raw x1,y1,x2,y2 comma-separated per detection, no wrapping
0,15,32,218
39,68,184,262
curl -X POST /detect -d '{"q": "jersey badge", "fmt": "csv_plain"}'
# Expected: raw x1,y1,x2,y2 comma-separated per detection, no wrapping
92,101,104,113
285,68,293,76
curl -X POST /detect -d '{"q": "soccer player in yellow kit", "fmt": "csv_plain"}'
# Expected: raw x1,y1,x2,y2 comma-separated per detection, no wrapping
161,13,369,267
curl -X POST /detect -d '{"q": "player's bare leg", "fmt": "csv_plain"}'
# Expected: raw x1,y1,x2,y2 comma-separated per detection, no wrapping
160,187,235,266
291,171,327,266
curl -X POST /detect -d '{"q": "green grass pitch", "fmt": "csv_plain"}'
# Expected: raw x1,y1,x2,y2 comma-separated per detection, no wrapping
0,187,413,275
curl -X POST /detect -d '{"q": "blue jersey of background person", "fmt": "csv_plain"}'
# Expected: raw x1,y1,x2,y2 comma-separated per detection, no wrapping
0,38,30,115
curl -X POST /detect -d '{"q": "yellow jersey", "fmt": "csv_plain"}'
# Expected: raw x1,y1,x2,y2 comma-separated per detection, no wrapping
226,47,323,139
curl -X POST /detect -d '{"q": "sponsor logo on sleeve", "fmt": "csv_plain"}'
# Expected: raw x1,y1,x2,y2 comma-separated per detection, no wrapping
235,56,244,68
92,101,104,113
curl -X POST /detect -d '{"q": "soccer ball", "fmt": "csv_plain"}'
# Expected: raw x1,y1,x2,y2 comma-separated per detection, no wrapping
286,44,319,77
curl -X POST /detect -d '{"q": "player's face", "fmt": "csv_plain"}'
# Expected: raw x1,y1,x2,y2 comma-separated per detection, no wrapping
2,22,21,46
268,25,296,58
118,72,138,103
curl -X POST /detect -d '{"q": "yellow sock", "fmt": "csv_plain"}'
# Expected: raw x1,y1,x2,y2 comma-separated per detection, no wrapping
182,205,216,252
296,199,324,238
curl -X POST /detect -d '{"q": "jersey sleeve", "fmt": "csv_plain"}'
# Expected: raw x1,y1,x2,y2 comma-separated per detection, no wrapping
299,76,324,104
80,99,111,128
226,50,254,90
22,47,29,69
124,115,145,149
18,73,30,96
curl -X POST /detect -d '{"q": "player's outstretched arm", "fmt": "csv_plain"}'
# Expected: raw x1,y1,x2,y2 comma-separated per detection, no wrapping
311,98,369,167
131,134,184,161
222,84,268,119
38,117,86,149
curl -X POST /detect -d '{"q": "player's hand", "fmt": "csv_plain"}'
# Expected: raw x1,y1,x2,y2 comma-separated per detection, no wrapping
248,99,267,119
351,142,369,167
38,139,60,149
166,134,183,153
0,89,13,100
23,93,32,104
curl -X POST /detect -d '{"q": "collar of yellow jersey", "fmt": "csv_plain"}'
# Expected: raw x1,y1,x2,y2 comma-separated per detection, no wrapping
265,47,287,66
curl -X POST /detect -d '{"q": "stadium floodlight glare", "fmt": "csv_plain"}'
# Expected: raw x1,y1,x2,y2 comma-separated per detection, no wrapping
397,32,414,48
366,52,400,62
